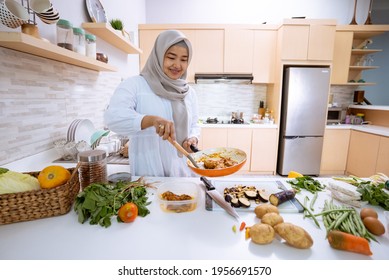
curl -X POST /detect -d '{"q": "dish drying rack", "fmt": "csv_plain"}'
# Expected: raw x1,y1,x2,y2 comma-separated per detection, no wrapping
20,0,38,25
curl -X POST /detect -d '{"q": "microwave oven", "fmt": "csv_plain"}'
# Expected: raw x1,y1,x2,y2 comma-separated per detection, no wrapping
327,107,346,124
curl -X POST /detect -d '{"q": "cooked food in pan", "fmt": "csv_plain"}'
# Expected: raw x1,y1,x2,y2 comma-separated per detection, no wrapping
198,152,238,169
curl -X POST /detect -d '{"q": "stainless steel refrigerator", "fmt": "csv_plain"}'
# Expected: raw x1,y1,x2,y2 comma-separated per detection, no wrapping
277,67,331,176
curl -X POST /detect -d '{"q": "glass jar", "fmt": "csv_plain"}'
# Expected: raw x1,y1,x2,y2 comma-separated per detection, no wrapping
73,27,85,55
85,33,96,59
56,19,73,51
78,150,107,190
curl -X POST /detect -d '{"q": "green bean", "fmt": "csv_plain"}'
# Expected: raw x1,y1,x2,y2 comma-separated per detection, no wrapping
303,196,310,219
333,211,350,230
296,197,320,228
313,208,353,217
310,192,318,211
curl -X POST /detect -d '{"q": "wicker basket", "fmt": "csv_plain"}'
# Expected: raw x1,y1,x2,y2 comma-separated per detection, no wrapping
0,167,80,225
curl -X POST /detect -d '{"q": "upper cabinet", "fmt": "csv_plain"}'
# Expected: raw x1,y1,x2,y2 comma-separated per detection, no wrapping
138,24,278,84
279,19,336,61
331,25,389,86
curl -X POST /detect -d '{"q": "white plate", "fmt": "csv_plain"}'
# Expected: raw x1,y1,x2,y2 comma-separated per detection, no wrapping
85,0,107,23
67,119,82,142
74,119,95,145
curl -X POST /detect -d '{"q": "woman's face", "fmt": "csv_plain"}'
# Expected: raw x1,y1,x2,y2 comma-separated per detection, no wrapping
163,45,189,80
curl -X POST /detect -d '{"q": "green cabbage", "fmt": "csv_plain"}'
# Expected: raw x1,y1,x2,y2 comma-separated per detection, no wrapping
0,168,40,195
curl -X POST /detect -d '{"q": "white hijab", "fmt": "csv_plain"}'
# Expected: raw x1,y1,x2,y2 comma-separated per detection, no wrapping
140,30,193,146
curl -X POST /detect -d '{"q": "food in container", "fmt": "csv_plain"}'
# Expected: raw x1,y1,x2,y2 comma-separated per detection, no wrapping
157,181,199,213
56,19,73,50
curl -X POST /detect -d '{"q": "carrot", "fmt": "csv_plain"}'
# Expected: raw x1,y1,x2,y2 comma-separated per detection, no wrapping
327,230,373,256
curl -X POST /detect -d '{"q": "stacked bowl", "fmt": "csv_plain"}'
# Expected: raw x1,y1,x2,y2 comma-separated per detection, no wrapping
0,0,29,28
30,0,59,24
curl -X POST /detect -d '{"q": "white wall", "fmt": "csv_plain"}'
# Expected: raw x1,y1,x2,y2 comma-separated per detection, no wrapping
145,0,372,25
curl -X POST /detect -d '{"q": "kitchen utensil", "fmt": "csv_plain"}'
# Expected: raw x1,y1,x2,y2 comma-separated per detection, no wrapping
90,129,110,149
0,0,29,28
167,137,201,168
187,147,247,177
190,144,199,153
21,23,40,38
200,177,240,221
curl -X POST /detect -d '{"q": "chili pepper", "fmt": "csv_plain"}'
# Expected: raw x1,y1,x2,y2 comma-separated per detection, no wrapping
232,225,237,233
239,221,246,231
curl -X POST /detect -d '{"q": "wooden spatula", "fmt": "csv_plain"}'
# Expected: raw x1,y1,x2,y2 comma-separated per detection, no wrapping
167,137,201,168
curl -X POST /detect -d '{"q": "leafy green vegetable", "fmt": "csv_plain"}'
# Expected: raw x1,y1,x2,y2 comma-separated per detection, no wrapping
0,169,40,194
287,176,325,194
74,177,153,227
333,175,389,210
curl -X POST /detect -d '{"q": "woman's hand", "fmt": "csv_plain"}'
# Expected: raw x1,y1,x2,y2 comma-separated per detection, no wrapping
182,137,198,153
141,116,176,141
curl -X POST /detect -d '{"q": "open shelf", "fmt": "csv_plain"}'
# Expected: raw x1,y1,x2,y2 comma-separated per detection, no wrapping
0,32,117,72
82,22,142,54
351,48,382,55
331,82,376,86
349,66,379,70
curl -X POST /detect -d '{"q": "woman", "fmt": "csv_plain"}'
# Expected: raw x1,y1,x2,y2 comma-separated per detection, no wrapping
104,30,200,177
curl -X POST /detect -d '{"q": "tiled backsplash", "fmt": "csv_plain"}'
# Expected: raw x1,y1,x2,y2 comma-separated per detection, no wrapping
191,83,267,121
0,48,121,166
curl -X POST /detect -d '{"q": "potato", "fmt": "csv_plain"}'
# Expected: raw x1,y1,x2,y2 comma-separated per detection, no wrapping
363,217,385,236
261,212,284,227
250,223,275,244
254,204,279,219
274,222,313,249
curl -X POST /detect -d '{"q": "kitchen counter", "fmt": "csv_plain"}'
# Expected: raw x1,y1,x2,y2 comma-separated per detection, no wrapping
1,151,388,260
326,124,389,137
199,123,277,128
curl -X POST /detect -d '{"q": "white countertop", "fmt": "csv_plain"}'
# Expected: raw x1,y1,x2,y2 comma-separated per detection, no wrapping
1,151,389,260
348,105,389,111
326,124,389,137
199,123,277,128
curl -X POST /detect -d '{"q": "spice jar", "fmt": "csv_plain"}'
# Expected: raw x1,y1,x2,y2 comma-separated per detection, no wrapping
73,27,85,55
56,19,73,51
78,150,107,190
85,33,96,59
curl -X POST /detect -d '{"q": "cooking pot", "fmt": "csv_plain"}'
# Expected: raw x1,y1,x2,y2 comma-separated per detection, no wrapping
187,147,247,177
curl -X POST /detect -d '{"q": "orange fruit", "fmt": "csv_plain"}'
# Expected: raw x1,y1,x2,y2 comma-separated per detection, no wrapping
288,171,304,178
118,202,138,223
38,165,71,189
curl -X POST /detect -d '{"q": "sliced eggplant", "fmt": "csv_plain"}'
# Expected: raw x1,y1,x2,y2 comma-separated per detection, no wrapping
231,197,240,208
224,194,234,203
269,189,296,206
244,190,258,199
238,197,251,208
258,191,269,203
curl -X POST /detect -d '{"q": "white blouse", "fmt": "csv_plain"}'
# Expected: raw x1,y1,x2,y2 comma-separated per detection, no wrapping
104,76,200,177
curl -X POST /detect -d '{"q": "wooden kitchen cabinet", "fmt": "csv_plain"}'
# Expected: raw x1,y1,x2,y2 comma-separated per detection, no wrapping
250,128,278,174
376,136,389,175
252,30,277,83
139,28,223,82
227,128,252,171
199,127,228,150
280,20,336,61
320,129,350,175
331,25,389,86
224,28,254,73
346,130,380,177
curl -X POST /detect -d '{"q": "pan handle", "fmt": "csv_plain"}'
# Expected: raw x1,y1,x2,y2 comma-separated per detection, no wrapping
190,144,200,153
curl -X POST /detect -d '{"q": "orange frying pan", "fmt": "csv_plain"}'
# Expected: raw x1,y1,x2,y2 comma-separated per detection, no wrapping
187,147,247,177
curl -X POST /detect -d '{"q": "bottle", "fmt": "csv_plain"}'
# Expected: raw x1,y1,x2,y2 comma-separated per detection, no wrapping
85,33,97,59
56,19,73,51
258,100,265,117
78,150,107,190
73,27,86,55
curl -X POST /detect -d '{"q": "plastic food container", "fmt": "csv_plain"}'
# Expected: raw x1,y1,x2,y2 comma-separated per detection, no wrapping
157,181,199,213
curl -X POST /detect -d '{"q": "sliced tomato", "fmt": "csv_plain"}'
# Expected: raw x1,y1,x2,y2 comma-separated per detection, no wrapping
118,202,138,223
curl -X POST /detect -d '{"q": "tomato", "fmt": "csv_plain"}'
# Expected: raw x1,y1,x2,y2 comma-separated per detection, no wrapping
118,202,138,223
